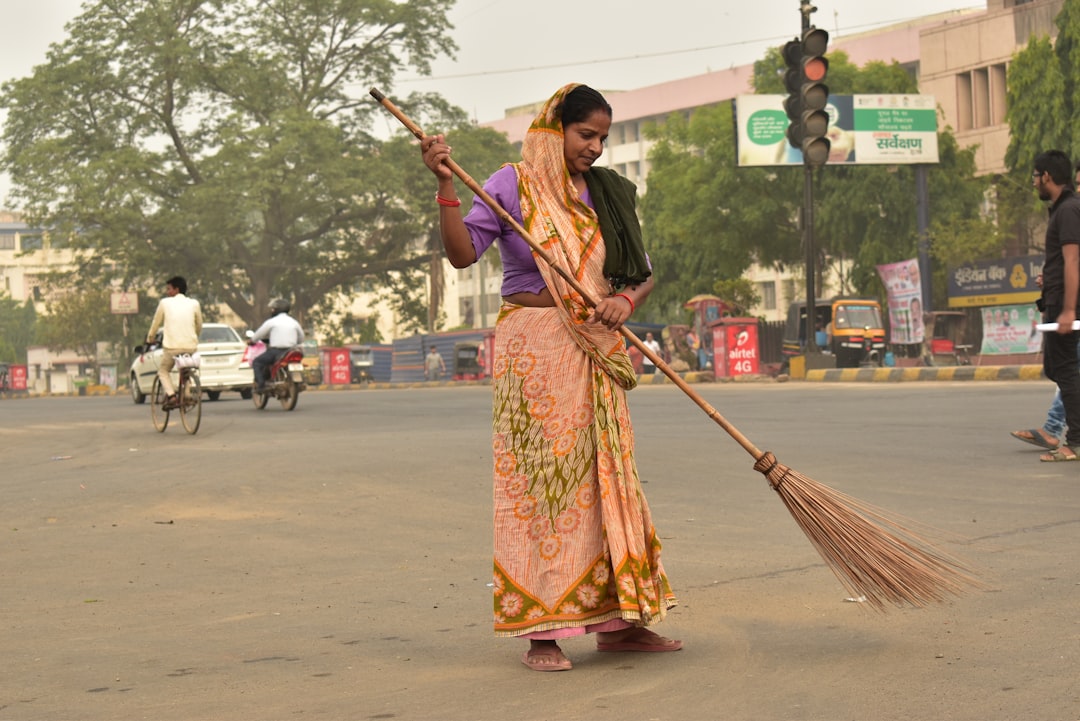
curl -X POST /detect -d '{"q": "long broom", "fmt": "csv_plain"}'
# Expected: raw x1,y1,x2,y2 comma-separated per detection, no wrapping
370,88,980,611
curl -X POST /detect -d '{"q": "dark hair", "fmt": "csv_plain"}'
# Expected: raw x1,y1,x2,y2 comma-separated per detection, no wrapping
559,85,612,127
1034,150,1072,186
166,275,187,294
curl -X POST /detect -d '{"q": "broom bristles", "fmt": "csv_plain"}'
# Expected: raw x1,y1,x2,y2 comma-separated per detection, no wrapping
753,452,981,611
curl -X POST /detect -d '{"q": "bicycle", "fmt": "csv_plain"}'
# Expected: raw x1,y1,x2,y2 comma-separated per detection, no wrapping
150,352,202,434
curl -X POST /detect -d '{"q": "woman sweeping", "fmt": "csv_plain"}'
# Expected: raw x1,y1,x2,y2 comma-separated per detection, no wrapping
419,84,681,672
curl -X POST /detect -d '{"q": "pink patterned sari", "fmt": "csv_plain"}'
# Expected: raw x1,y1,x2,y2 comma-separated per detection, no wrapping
491,85,676,637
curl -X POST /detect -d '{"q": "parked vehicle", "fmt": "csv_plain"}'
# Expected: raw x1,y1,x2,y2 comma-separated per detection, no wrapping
452,341,484,380
925,311,972,366
349,345,375,383
782,298,886,369
248,338,306,411
130,323,254,404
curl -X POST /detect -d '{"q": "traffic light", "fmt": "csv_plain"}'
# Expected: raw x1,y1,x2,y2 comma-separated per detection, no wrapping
783,27,831,166
782,38,804,150
798,26,830,167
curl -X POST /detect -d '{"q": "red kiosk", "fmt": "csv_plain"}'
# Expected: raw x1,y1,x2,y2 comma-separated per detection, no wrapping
710,318,761,378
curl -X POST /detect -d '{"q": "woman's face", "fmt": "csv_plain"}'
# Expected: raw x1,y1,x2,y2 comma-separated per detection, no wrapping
563,109,610,177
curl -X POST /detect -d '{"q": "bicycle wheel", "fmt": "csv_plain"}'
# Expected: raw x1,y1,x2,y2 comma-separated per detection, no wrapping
150,376,170,432
179,371,202,435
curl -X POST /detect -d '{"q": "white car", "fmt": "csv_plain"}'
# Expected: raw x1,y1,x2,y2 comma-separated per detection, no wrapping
130,323,254,403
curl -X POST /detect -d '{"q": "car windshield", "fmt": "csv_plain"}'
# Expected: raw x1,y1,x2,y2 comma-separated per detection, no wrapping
200,326,241,343
837,305,881,329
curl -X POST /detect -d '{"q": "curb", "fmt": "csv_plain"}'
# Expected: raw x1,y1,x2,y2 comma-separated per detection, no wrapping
0,365,1050,399
805,364,1045,382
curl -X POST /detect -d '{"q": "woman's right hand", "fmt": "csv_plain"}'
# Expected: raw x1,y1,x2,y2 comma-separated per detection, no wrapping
421,134,454,181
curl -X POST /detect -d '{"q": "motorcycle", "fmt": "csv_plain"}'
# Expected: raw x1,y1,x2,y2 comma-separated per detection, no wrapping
245,337,306,411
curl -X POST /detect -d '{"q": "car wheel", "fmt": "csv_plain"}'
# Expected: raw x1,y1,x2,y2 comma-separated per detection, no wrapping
240,388,253,400
207,390,222,401
130,374,146,404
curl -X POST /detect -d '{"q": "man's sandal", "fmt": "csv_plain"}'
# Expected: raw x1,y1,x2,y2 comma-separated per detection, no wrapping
1040,446,1079,462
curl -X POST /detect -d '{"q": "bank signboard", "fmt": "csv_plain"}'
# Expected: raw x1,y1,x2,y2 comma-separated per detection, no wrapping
947,256,1043,308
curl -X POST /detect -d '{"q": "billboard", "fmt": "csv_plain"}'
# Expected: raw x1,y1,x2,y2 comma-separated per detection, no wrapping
947,256,1043,308
735,94,939,167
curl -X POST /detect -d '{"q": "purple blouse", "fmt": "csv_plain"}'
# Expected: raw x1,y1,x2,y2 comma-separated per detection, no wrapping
463,165,591,296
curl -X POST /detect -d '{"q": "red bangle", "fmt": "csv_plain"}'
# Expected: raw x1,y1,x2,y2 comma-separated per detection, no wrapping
436,193,461,207
615,293,635,314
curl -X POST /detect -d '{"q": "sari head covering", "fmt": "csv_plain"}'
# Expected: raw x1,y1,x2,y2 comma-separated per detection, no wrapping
518,84,652,291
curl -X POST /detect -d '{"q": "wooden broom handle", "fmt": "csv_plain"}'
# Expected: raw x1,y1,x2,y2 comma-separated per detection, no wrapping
370,87,763,460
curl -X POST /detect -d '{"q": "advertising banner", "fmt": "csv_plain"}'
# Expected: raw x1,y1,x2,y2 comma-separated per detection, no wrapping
8,364,28,391
947,256,1042,308
327,348,350,385
735,94,938,167
711,320,760,378
876,258,925,344
979,304,1042,355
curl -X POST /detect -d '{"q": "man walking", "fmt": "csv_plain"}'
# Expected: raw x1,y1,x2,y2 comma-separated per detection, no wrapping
146,276,202,409
1032,150,1080,461
425,346,445,381
642,331,661,374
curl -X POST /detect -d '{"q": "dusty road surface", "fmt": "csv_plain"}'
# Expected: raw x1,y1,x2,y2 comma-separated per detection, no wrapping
2,382,1078,720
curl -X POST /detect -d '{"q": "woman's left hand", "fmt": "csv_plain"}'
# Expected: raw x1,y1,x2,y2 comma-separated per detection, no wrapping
589,294,633,331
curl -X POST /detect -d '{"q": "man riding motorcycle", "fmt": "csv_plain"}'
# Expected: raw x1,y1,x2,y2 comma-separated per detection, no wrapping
249,299,305,395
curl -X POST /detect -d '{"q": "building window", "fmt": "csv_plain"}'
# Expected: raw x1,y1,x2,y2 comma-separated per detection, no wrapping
20,234,42,251
782,278,796,307
956,63,1008,131
759,281,777,311
459,297,475,327
0,233,15,250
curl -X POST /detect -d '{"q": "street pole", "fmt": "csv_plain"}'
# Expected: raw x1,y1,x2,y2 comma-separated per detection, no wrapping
804,165,817,352
915,164,932,312
801,1,818,354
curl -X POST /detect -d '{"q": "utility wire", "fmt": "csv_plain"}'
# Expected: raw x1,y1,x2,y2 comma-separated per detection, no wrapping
394,7,981,84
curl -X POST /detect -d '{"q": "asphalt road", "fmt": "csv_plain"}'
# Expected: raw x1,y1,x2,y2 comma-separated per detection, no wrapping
2,381,1078,721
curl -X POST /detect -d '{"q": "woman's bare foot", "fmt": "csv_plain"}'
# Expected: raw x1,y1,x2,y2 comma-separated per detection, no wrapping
596,627,682,652
521,641,572,671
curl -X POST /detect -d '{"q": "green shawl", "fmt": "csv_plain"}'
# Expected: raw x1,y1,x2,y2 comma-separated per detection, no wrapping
583,166,652,289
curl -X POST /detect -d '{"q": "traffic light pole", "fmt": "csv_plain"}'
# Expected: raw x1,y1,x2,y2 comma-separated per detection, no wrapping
804,164,817,353
801,1,818,354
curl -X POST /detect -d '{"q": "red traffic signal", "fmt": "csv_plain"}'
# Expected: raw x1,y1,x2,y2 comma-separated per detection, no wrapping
798,26,830,167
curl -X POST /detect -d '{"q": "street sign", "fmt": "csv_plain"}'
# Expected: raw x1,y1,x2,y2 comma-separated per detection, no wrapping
110,291,139,314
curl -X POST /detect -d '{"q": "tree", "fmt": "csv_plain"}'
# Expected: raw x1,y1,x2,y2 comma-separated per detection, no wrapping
0,0,459,332
1004,36,1069,173
642,50,986,318
640,103,803,320
0,294,36,363
711,278,761,317
377,102,515,333
36,288,128,377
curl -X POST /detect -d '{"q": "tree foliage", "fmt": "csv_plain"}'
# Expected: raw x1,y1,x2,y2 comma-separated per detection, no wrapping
642,50,986,318
0,0,470,332
1004,36,1069,173
36,288,128,374
0,294,36,363
998,2,1080,257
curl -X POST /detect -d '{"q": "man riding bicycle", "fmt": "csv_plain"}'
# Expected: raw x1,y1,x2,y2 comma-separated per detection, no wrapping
146,276,203,410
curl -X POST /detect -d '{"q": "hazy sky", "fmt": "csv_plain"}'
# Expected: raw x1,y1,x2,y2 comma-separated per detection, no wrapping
1,0,984,202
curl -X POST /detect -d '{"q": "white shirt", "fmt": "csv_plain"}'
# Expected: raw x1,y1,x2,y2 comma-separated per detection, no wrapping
148,294,202,349
252,313,305,349
642,338,661,366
